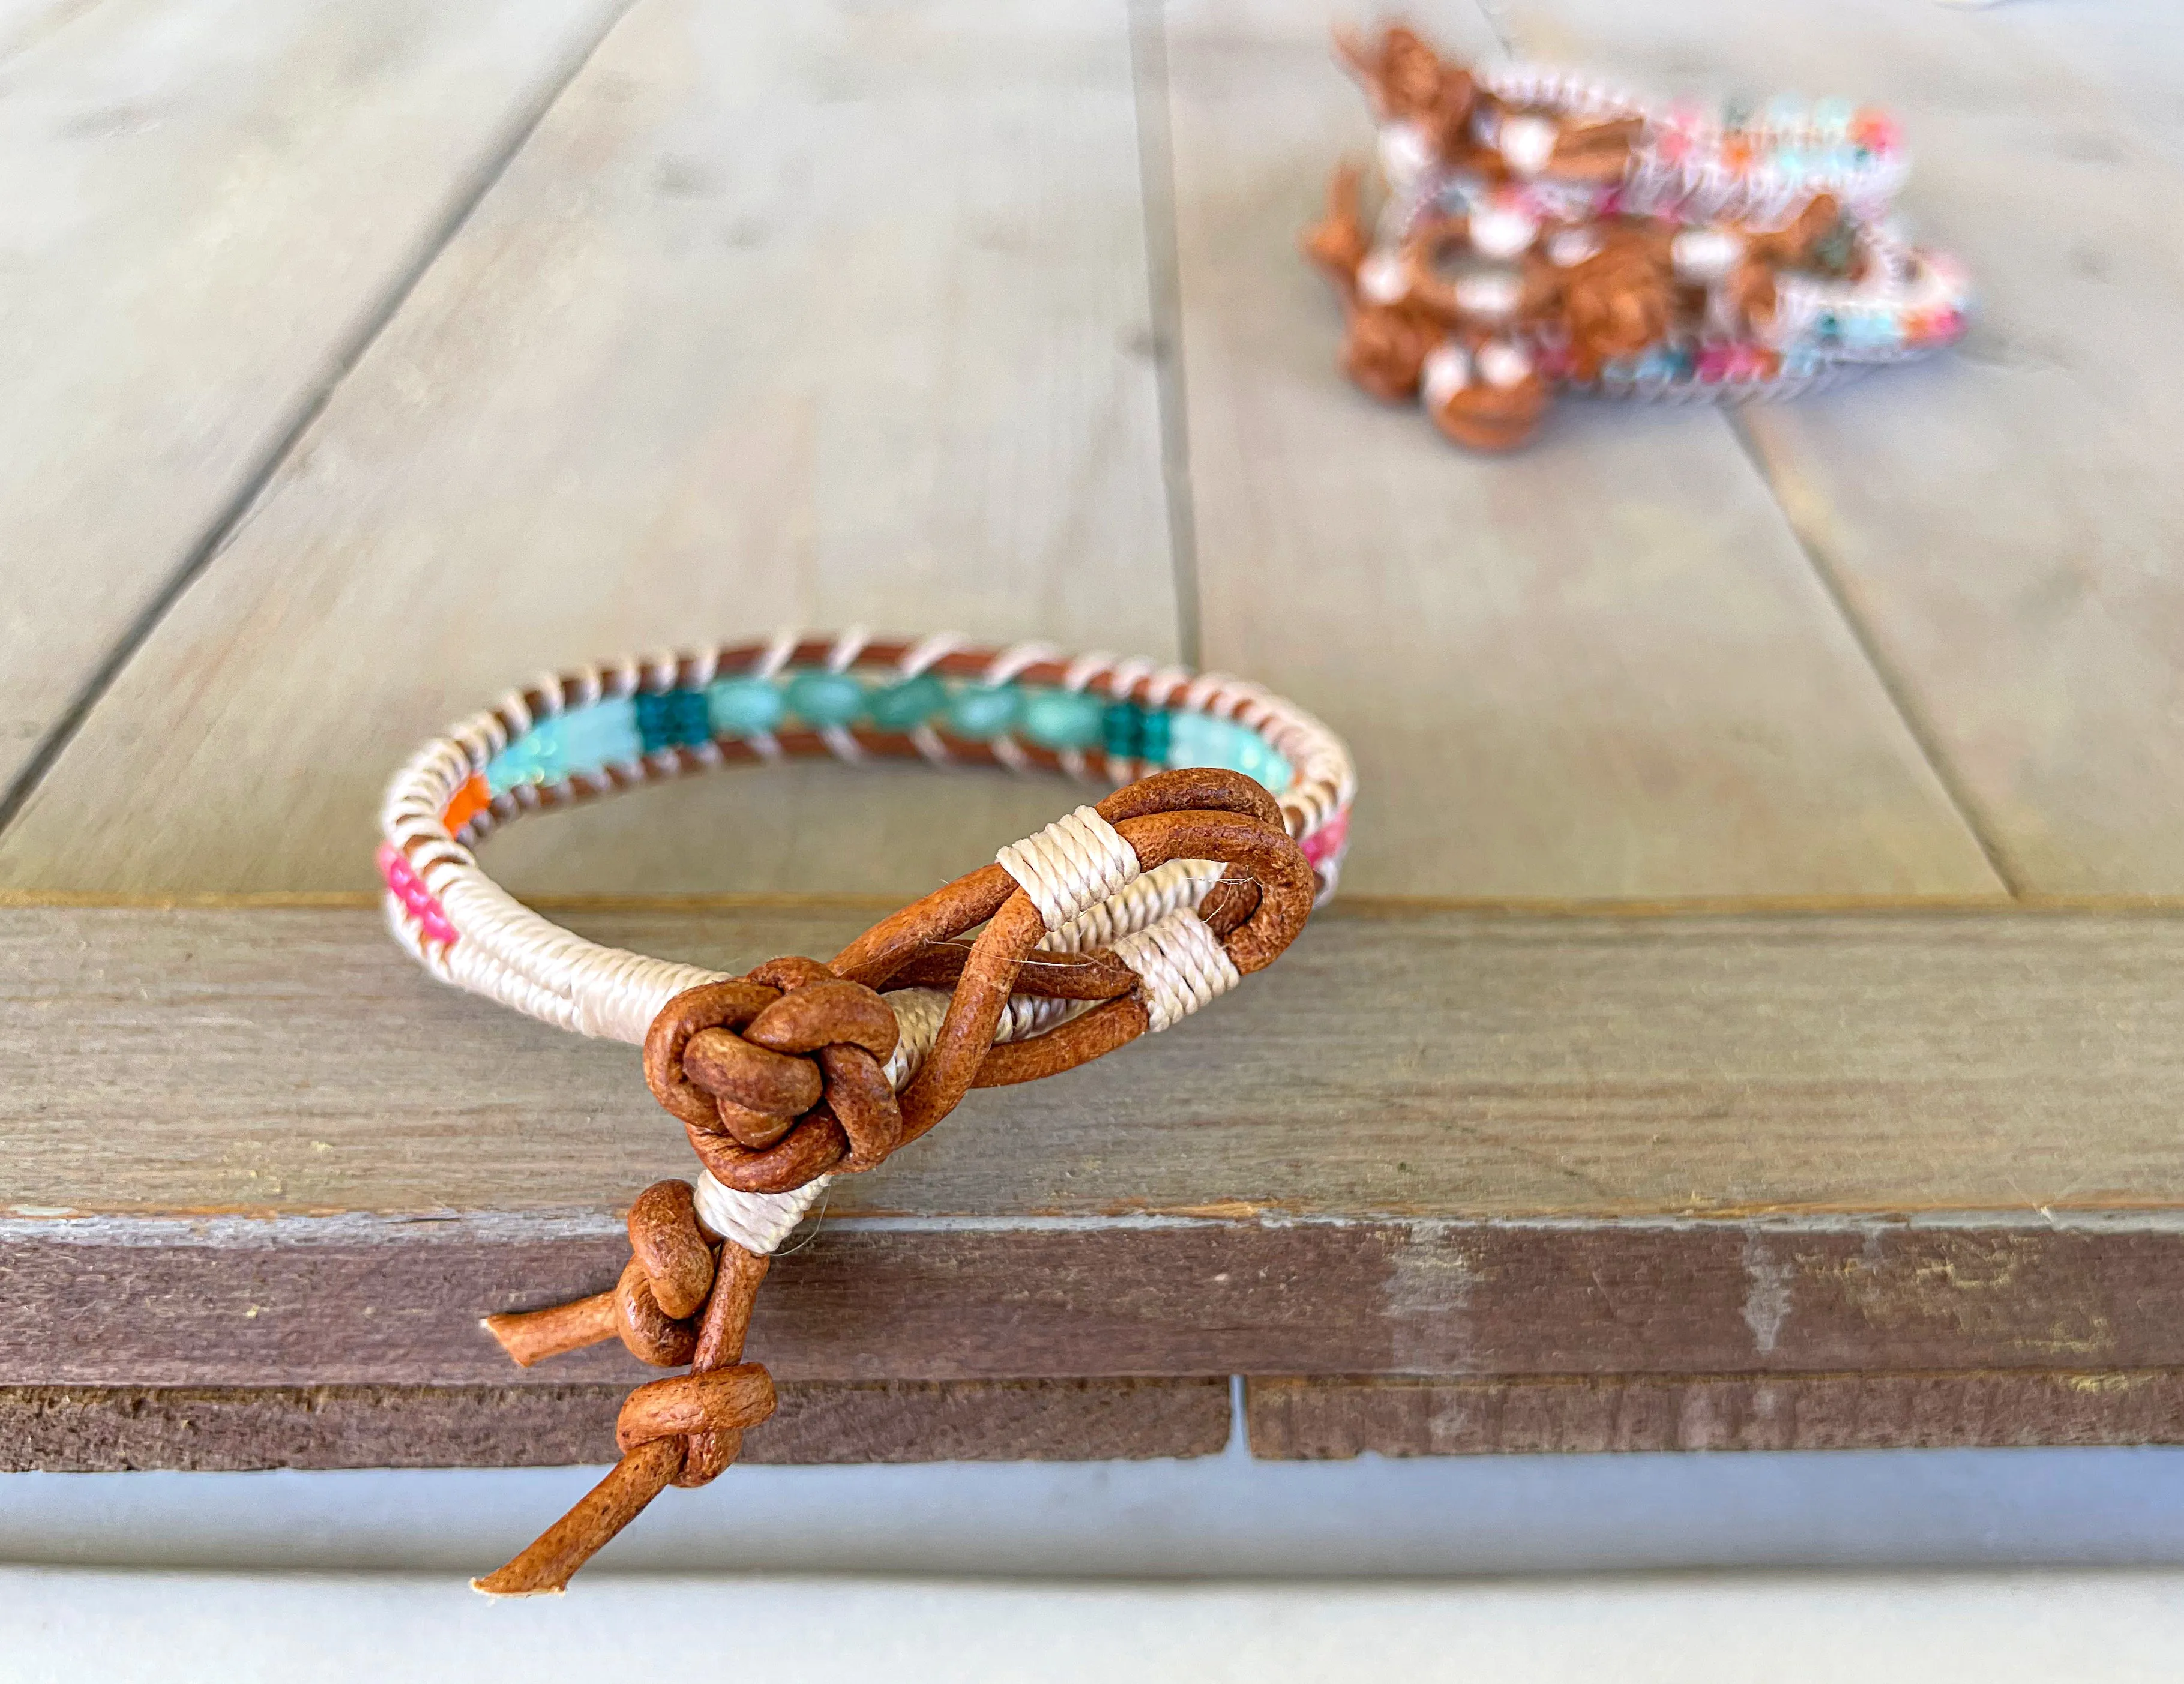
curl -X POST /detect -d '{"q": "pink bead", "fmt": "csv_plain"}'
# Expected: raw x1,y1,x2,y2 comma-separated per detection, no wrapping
1302,806,1352,870
377,841,458,948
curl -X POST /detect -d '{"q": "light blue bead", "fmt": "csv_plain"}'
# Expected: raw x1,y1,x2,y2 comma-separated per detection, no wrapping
556,698,642,771
784,670,865,727
706,677,786,736
1844,312,1901,352
1814,98,1855,137
485,717,567,795
867,674,946,730
1163,709,1222,769
943,683,1020,739
1162,714,1293,793
1020,688,1107,750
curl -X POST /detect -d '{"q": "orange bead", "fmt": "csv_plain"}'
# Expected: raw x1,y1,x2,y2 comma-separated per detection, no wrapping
441,772,490,835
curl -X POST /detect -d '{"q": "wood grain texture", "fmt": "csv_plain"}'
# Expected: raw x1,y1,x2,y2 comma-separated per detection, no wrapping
0,0,622,793
0,1378,1231,1470
1154,0,2000,900
1246,1370,2184,1457
14,1208,2184,1388
1486,0,2184,895
0,0,1178,897
8,904,2182,1220
5,905,2183,1387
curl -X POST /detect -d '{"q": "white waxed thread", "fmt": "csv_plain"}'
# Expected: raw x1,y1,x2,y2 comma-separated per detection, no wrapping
1110,908,1242,1033
996,806,1140,931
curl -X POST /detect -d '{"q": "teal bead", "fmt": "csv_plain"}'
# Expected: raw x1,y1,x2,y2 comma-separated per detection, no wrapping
866,674,947,730
784,670,865,727
943,683,1020,740
1103,701,1142,757
1137,706,1170,762
1020,688,1107,750
706,677,786,736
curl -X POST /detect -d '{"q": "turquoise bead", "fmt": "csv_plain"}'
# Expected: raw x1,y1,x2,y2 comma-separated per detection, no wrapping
706,677,786,736
943,683,1020,739
1020,689,1107,750
1163,709,1220,769
784,670,865,727
486,716,568,794
1163,712,1292,793
867,674,946,731
556,698,642,771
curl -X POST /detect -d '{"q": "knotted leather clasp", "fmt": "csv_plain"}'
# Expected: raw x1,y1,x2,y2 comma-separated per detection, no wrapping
643,957,902,1193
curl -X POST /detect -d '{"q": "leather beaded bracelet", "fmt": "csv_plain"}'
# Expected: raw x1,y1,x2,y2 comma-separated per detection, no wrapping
378,630,1355,1593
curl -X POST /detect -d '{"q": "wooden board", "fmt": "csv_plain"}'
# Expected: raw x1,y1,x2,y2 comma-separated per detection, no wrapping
0,0,622,799
1155,0,2003,900
1,1378,1231,1470
1247,1370,2184,1457
1484,0,2184,895
0,0,1180,898
7,903,2183,1386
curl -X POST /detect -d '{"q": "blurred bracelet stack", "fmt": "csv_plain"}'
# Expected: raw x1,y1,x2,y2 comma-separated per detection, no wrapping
1304,23,1972,451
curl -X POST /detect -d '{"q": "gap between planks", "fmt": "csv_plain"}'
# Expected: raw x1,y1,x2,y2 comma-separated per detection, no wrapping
1725,411,2027,898
0,0,643,842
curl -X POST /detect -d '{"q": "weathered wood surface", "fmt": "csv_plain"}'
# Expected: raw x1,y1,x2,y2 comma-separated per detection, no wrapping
5,904,2182,1387
1,0,2180,1462
13,1206,2184,1388
13,903,2184,1218
1490,0,2184,895
1247,1370,2184,1458
0,0,1179,898
1,1378,1230,1470
0,0,622,799
1158,0,2001,900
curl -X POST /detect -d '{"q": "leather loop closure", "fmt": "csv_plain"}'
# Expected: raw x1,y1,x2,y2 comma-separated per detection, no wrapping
641,769,1316,1193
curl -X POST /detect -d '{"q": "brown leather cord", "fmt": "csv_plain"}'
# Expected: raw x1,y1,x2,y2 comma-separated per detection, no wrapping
482,1291,616,1368
476,1181,774,1593
475,768,1316,1594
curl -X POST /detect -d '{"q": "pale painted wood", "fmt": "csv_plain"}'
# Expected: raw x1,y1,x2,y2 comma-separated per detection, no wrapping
1488,0,2184,893
8,904,2181,1220
0,0,1179,896
1159,0,2004,898
0,0,622,795
0,0,105,61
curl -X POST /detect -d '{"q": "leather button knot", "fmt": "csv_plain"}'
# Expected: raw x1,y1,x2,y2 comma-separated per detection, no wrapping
642,955,903,1194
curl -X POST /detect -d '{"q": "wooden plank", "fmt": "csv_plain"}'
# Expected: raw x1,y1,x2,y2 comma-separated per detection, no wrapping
15,1206,2184,1388
1155,0,2002,900
0,1378,1231,1470
0,0,623,797
1247,1370,2184,1458
1484,0,2184,894
0,0,1179,898
10,903,2183,1220
5,904,2183,1387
